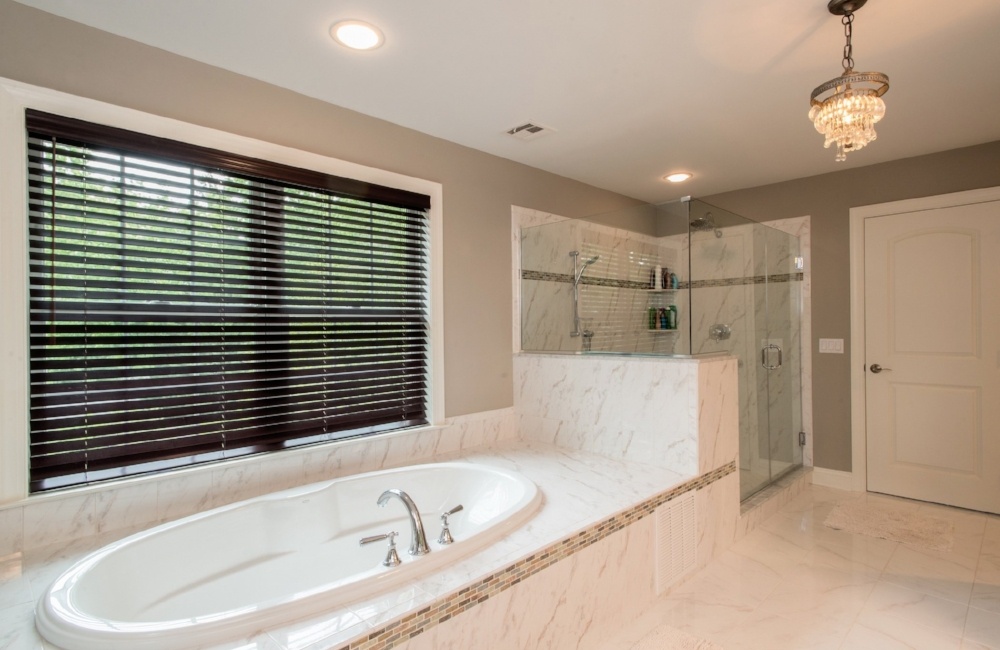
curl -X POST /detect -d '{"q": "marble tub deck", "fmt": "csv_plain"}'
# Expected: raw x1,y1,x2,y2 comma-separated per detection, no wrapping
0,440,699,650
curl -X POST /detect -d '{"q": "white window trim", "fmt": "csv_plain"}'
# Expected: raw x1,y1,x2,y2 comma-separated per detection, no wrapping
0,78,445,504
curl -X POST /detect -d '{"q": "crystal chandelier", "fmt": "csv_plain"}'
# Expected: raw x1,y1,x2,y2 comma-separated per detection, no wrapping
808,0,889,161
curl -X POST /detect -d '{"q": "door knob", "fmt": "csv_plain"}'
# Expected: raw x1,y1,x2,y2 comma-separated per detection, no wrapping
869,363,891,373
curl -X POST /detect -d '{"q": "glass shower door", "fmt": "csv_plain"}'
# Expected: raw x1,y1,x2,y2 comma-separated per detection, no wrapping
685,200,802,501
759,226,803,493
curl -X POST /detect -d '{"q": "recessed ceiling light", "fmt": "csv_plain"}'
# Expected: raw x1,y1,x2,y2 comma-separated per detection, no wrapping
330,20,384,51
663,172,693,183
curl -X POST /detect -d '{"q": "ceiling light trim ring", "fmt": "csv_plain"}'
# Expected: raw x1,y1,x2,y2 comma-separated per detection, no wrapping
330,20,385,51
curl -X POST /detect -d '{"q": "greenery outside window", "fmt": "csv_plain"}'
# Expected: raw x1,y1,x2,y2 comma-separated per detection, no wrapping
25,110,431,493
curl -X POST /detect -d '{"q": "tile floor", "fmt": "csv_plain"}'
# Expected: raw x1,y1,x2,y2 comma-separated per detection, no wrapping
603,484,1000,650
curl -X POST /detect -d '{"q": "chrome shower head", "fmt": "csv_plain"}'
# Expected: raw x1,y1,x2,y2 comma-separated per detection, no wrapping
690,213,723,238
570,251,601,285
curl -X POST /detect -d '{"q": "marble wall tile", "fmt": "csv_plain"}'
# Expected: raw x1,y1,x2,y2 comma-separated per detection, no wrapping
515,354,701,474
95,481,159,535
520,278,578,352
0,552,33,613
0,506,23,556
258,451,315,494
695,471,740,569
22,493,96,550
156,469,214,523
210,462,263,509
13,410,515,552
690,225,755,281
396,516,657,650
698,357,739,474
514,205,685,356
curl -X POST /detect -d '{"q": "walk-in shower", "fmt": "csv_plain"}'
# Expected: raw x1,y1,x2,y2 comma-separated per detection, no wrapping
519,198,804,501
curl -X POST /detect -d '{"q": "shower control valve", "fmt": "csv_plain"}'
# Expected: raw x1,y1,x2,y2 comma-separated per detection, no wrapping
360,530,402,567
437,504,464,545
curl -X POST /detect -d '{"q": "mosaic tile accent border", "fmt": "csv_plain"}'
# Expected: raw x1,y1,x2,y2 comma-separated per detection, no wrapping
689,272,804,289
521,269,803,290
520,269,653,290
340,460,737,650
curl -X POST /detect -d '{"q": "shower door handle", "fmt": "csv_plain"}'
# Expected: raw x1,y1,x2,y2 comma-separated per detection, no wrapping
761,344,782,370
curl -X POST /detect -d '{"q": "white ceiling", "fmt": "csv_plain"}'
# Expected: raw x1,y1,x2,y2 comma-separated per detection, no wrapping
15,0,1000,202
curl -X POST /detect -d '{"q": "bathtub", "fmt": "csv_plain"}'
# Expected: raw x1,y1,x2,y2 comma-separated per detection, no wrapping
36,461,542,650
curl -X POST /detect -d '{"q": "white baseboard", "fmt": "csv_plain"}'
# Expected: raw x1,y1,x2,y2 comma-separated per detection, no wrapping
811,467,856,491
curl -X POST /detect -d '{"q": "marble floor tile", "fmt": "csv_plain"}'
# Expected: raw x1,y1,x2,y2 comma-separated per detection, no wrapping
755,565,876,624
841,616,963,650
714,609,848,650
0,601,42,650
964,607,1000,649
859,581,970,638
882,544,978,604
601,485,1000,650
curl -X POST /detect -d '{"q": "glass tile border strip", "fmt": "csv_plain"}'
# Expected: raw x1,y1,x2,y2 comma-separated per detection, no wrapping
520,269,803,290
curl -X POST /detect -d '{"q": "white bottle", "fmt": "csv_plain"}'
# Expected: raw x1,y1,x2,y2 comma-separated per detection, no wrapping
653,265,662,289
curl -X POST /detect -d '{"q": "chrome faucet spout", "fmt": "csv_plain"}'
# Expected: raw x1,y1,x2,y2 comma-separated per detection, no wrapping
377,489,430,556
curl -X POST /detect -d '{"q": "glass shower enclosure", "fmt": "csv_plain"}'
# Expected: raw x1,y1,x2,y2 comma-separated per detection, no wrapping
518,198,803,501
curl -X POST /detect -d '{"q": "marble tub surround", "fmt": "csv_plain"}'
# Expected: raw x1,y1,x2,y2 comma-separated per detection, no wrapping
0,440,739,650
515,353,738,476
0,408,518,558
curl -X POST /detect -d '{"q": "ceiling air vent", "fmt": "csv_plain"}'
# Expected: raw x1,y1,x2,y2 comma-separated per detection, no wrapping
505,122,553,141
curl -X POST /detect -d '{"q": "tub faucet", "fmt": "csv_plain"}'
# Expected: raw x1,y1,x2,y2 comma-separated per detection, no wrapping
377,489,430,556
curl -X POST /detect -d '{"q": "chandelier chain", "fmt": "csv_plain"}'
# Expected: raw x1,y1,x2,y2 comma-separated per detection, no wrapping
842,12,854,71
809,1,888,161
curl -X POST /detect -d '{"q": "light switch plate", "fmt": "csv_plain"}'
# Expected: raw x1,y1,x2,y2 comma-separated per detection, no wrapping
819,338,844,354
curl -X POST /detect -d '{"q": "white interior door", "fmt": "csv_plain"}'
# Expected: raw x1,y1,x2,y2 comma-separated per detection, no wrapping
865,197,1000,514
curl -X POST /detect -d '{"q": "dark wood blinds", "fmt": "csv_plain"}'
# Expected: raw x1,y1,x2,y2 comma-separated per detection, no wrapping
25,110,430,493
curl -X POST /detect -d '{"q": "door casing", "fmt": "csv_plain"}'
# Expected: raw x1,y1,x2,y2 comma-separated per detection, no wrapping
849,186,1000,492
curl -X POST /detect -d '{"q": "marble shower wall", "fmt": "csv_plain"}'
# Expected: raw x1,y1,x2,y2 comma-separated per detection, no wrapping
686,219,807,497
687,224,761,479
518,215,685,354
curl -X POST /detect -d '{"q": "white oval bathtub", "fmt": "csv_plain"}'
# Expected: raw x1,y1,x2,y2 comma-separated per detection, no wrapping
36,461,541,650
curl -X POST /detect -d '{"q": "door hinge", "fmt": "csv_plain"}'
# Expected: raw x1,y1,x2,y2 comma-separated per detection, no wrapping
799,431,806,447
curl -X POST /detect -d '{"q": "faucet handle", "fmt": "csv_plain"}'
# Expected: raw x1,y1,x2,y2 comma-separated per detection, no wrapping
360,531,401,567
438,504,464,545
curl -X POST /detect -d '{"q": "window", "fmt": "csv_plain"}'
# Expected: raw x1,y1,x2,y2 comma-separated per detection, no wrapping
25,110,431,493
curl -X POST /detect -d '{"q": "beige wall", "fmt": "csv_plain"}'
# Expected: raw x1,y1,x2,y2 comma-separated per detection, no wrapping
5,1,1000,472
0,0,641,419
703,141,1000,471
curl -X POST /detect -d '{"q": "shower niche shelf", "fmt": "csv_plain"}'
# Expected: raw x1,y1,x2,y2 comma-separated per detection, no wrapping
646,289,678,331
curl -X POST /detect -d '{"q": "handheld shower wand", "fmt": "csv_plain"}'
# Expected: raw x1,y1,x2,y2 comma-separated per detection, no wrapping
569,251,600,337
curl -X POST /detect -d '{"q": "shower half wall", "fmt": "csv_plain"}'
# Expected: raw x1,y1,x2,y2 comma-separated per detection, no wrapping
514,200,807,501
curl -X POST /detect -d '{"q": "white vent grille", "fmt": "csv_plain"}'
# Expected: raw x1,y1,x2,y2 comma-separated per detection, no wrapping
505,122,553,141
655,492,697,594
